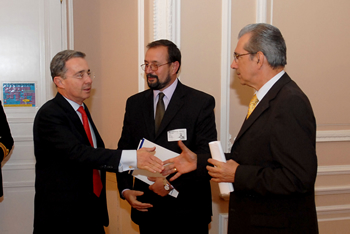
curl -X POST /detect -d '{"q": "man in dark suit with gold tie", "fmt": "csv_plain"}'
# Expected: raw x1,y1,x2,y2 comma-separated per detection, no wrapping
165,23,318,233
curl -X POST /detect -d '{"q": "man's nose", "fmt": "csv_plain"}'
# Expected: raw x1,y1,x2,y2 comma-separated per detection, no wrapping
231,60,238,69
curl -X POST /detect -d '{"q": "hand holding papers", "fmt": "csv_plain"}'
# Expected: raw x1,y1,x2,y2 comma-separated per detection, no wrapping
134,138,179,198
207,141,234,198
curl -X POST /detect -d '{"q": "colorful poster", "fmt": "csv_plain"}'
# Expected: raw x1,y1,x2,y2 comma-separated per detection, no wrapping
3,83,36,107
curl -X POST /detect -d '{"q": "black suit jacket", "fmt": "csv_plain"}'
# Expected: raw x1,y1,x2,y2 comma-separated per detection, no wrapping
224,73,318,233
0,101,14,197
117,81,217,226
33,93,123,233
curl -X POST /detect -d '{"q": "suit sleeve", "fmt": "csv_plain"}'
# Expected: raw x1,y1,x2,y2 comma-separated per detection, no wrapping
192,95,217,154
34,103,122,171
0,102,13,161
116,99,135,198
234,94,317,196
171,95,217,190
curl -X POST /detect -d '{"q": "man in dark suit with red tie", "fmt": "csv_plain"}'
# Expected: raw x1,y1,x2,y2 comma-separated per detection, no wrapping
33,50,163,234
117,40,217,234
165,23,318,233
0,101,14,198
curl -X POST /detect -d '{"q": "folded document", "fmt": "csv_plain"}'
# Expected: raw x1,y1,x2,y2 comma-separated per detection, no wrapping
132,138,179,198
209,141,234,197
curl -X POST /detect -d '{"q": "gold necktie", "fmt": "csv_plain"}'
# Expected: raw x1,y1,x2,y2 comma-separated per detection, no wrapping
247,94,258,119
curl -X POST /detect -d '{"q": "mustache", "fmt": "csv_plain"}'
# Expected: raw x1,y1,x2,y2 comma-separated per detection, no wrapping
147,74,158,79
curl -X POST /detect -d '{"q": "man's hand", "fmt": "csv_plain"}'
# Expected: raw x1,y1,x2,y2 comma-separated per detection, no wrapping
148,177,170,197
137,147,164,173
123,189,153,212
163,141,197,181
207,159,239,183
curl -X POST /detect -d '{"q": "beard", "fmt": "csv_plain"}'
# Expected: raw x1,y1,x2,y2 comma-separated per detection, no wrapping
147,73,172,90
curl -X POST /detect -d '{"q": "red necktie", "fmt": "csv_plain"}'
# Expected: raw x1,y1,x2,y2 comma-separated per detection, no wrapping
78,106,103,197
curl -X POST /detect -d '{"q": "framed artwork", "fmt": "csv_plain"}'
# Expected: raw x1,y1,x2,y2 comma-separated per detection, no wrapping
2,82,36,107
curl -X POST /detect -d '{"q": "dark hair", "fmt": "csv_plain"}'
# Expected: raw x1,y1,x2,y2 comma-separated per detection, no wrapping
239,23,287,69
147,39,181,74
50,50,86,80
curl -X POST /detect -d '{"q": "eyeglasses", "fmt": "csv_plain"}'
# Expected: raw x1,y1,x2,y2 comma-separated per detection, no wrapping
140,62,171,71
69,70,95,80
233,52,255,62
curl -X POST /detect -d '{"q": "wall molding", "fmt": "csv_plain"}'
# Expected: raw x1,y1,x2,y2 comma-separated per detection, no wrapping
220,0,232,153
317,204,350,222
256,0,274,24
219,213,228,234
138,0,145,92
256,0,267,23
67,0,74,49
219,204,350,229
153,0,181,46
318,164,350,176
316,185,350,196
3,181,35,188
316,129,350,142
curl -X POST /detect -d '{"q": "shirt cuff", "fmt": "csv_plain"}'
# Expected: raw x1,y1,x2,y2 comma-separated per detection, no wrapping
119,150,137,172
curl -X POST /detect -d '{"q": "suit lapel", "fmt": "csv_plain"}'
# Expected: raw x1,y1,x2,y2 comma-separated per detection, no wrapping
235,73,292,142
142,89,157,140
53,93,94,146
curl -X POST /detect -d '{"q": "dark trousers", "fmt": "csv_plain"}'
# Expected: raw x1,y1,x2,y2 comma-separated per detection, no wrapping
139,222,208,234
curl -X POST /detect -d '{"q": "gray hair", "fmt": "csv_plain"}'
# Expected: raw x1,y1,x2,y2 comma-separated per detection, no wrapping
50,50,86,80
238,23,287,69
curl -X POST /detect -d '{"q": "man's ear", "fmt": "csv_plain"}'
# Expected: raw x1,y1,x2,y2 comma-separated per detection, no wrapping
171,61,180,75
53,76,64,88
256,51,264,66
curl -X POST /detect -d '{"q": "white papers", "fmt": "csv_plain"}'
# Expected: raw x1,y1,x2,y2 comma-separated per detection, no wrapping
209,141,234,197
133,138,179,198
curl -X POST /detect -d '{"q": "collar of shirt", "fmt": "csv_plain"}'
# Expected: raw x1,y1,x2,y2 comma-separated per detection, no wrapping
63,96,82,112
153,78,178,112
255,70,285,104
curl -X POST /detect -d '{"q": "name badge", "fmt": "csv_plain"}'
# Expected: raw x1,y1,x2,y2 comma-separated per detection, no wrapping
167,129,187,142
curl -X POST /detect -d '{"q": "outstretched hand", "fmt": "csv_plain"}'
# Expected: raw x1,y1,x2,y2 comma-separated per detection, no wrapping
163,141,197,181
136,147,164,173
